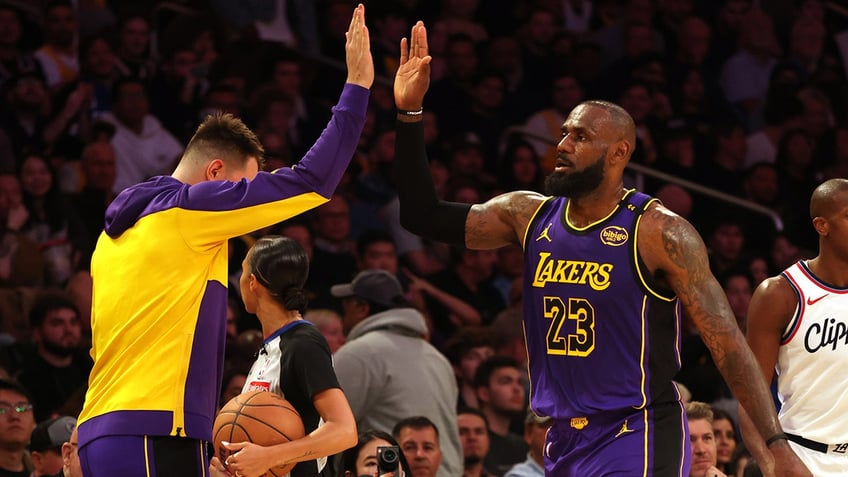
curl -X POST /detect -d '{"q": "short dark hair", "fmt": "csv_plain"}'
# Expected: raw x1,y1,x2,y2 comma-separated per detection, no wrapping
473,355,521,389
711,407,736,426
246,236,309,313
457,407,490,431
29,291,79,329
392,416,440,440
111,76,147,103
443,326,498,364
184,113,264,169
356,229,396,258
0,378,33,403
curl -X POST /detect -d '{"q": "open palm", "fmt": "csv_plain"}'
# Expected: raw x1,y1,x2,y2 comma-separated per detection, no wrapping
394,21,432,111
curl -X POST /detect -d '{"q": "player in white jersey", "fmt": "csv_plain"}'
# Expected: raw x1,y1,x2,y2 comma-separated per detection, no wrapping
741,178,848,476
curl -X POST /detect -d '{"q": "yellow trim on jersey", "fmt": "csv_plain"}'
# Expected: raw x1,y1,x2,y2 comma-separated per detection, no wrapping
633,199,676,302
200,440,207,477
521,196,555,250
521,320,534,407
144,435,151,477
564,189,636,232
638,295,648,409
673,303,682,366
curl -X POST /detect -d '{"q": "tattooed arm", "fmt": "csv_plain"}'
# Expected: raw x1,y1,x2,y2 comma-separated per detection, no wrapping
465,191,547,249
638,204,811,477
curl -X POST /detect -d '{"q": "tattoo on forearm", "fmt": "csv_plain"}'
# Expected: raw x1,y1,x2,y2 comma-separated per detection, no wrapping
658,210,781,436
283,450,316,465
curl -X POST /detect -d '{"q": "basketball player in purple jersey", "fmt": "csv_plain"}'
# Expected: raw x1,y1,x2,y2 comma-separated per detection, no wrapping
391,21,810,476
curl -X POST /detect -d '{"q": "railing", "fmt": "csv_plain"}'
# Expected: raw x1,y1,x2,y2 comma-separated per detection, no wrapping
501,126,785,231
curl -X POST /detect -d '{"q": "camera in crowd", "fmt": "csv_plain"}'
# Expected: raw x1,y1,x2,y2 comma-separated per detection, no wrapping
377,445,401,474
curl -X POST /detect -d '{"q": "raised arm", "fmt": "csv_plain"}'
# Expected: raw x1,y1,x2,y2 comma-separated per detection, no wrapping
738,276,797,475
393,21,542,249
638,204,810,477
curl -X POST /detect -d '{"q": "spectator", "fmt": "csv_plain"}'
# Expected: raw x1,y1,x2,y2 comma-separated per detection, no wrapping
427,246,504,346
705,213,748,278
218,364,248,410
331,270,462,477
114,14,155,81
0,72,52,157
77,34,119,119
719,268,754,333
70,140,116,264
17,154,84,287
443,326,497,410
393,416,444,477
303,308,345,354
0,4,42,90
474,356,528,476
504,407,551,477
355,228,398,274
308,194,358,309
522,71,584,173
336,429,411,477
457,408,494,477
33,1,78,91
28,415,75,477
266,51,331,154
497,140,544,194
718,7,781,130
429,34,479,122
101,77,183,194
56,425,80,477
148,46,208,142
712,407,738,475
0,172,45,288
0,379,35,476
686,401,727,477
17,290,91,422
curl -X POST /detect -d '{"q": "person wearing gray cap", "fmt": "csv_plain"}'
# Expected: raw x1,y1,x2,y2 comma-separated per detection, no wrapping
504,407,551,477
28,416,76,477
331,269,461,477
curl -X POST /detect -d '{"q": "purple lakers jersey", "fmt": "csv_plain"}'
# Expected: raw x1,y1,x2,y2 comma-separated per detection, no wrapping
522,190,683,420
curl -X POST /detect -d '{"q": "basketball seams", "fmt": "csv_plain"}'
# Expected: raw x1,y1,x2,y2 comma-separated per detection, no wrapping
214,391,305,476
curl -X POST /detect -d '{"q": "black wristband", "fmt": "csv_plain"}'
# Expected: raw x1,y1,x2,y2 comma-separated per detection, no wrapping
765,433,788,447
397,108,423,116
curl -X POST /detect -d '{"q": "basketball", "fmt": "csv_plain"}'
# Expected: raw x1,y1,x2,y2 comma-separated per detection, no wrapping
213,390,306,477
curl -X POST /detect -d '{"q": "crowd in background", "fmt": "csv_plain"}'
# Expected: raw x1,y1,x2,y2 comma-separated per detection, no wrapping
1,0,847,476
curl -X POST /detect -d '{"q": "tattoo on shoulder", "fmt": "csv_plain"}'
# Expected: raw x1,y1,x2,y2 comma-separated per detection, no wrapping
467,191,542,246
503,192,541,224
650,207,706,274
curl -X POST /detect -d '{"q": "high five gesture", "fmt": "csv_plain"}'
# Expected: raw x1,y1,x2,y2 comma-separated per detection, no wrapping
345,4,374,89
394,22,432,112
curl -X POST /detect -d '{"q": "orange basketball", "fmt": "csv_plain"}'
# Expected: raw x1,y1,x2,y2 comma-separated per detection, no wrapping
213,390,306,477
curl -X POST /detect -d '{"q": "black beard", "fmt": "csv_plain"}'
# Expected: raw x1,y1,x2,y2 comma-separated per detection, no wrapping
464,455,483,466
42,339,76,358
544,154,606,199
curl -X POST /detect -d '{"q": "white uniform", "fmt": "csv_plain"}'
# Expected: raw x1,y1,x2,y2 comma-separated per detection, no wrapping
778,260,848,475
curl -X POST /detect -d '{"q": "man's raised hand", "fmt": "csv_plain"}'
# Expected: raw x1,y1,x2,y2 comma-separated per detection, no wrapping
394,21,432,111
345,4,374,89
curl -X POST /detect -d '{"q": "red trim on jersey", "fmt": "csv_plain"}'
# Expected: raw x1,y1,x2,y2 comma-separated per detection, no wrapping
780,268,805,345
